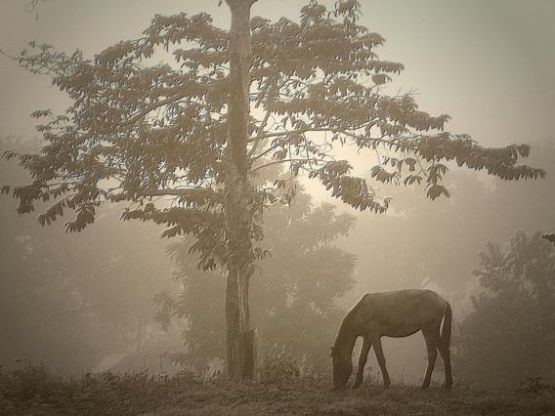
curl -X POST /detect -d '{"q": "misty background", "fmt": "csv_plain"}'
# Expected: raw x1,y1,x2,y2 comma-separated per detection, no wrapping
1,0,555,388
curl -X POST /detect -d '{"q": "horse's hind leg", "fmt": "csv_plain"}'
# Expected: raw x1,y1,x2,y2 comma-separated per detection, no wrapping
370,335,390,389
437,338,453,389
353,336,372,389
421,327,439,389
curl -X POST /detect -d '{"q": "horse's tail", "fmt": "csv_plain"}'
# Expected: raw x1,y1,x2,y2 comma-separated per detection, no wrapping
440,301,452,348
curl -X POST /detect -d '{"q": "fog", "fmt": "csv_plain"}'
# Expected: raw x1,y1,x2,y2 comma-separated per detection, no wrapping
1,0,554,401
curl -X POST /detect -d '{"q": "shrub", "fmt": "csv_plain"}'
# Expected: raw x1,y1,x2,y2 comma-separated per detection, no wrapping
518,376,555,394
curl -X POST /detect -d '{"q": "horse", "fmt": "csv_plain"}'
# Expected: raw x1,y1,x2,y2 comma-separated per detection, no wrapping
330,289,452,390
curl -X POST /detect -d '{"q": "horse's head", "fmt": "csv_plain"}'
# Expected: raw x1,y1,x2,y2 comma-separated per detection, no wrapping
330,345,352,389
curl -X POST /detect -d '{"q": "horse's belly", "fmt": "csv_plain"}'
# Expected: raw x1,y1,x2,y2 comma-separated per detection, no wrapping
368,319,421,338
381,324,421,338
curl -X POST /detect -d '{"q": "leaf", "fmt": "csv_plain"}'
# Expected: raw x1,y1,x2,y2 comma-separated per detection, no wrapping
426,184,450,200
30,109,52,118
371,73,389,85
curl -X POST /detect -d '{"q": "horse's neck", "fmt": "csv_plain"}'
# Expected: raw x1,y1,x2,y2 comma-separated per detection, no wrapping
336,315,358,355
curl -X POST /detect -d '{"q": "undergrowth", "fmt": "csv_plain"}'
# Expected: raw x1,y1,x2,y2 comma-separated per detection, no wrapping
1,361,554,416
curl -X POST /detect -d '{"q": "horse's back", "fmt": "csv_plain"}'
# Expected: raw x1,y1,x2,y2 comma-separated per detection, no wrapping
355,289,448,337
365,288,446,306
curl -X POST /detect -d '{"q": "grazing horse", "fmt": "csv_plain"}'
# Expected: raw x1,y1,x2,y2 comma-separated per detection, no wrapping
331,289,452,390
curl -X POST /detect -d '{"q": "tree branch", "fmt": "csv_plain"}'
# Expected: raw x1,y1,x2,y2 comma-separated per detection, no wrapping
140,188,210,197
251,142,283,161
250,157,328,174
251,127,335,141
248,109,272,158
124,92,190,126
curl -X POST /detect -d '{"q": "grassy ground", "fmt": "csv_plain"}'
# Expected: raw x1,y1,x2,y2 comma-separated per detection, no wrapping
1,364,554,415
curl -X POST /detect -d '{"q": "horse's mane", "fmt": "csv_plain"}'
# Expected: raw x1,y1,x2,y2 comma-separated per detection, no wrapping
334,294,367,348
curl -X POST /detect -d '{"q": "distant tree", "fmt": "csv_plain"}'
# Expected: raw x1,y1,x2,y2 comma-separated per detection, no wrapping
24,0,49,18
0,219,99,374
0,137,173,373
456,232,555,387
543,233,555,246
0,204,173,375
156,189,356,371
2,0,543,378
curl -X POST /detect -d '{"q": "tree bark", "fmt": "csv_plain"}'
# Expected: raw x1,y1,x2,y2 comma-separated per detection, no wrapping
224,0,256,379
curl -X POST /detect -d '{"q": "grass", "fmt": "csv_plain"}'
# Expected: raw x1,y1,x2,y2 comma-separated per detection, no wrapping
1,363,554,415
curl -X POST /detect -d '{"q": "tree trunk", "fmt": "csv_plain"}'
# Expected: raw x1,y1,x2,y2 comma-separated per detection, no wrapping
224,0,256,380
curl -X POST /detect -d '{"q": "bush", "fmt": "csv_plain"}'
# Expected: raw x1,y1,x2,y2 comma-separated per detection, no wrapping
518,376,555,394
0,361,72,403
0,361,207,415
257,349,326,385
258,350,302,384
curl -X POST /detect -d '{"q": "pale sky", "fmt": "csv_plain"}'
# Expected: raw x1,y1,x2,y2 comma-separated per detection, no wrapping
1,0,554,152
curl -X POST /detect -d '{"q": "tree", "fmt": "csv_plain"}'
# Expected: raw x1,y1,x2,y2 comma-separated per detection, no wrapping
24,0,49,18
457,232,555,387
543,233,555,246
0,136,175,374
2,0,543,378
156,189,356,371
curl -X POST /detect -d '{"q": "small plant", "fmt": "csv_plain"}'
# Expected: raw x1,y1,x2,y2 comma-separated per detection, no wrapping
0,361,69,403
518,376,555,394
258,349,302,384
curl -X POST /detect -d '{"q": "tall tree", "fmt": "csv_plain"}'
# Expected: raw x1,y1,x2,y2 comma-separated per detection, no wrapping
223,0,259,379
2,0,543,378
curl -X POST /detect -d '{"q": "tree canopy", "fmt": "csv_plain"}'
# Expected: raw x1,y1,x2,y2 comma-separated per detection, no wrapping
2,0,543,269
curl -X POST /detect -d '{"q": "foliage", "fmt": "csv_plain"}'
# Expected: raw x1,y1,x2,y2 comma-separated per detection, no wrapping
518,376,555,394
0,362,202,416
0,199,171,374
457,232,555,388
1,363,555,416
0,137,173,374
543,233,555,246
258,349,302,384
1,1,543,270
156,190,356,370
0,361,67,403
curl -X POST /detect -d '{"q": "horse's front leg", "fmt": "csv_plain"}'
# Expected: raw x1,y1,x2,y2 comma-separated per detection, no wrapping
371,335,391,389
353,336,372,389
